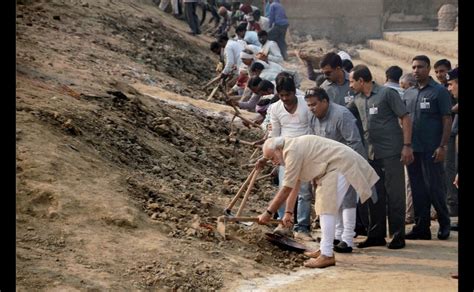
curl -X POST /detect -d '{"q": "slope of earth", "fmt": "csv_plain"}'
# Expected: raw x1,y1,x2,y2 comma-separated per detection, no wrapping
16,0,304,290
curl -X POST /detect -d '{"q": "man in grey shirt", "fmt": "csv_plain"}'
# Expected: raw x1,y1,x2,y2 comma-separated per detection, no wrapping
319,52,364,149
348,64,414,250
319,52,352,106
304,87,366,253
384,65,405,97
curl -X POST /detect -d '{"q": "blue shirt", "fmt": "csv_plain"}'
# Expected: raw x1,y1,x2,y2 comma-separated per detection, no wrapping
268,0,289,27
264,0,271,17
402,77,452,153
244,31,262,47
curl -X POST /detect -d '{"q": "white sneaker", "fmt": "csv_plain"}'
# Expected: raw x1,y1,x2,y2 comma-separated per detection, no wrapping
294,231,314,241
273,224,294,238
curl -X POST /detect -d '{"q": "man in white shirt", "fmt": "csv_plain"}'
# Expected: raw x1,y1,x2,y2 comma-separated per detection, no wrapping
268,73,313,241
254,9,270,31
211,34,245,79
257,30,283,64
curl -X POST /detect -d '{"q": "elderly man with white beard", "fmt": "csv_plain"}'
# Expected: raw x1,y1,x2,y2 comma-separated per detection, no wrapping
256,135,379,268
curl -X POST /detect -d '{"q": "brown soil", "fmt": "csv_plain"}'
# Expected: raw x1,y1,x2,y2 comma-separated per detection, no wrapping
16,1,304,290
16,0,458,291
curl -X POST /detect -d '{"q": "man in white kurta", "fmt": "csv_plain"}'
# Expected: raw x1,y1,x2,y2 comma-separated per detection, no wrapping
257,30,283,64
257,135,379,268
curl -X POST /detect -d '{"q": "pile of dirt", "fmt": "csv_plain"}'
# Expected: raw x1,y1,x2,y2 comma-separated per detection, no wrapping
16,0,309,290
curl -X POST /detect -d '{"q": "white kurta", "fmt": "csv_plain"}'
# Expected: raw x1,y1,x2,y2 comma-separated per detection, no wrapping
260,40,283,64
281,135,379,215
223,40,245,75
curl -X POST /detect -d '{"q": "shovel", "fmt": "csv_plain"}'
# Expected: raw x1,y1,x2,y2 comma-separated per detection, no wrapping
216,216,282,240
223,168,256,217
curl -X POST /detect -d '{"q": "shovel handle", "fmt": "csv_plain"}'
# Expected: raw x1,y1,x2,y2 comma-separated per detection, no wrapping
225,217,282,224
202,75,221,90
225,168,256,211
236,168,261,217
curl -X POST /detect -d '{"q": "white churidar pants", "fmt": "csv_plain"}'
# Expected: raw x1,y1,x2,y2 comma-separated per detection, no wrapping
320,173,350,257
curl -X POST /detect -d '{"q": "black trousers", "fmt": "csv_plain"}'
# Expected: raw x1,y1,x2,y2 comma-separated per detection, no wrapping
407,152,450,233
185,2,201,34
445,135,458,216
364,155,406,239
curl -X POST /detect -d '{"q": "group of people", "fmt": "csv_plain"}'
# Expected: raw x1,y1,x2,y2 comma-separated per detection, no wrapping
167,0,459,270
255,52,459,269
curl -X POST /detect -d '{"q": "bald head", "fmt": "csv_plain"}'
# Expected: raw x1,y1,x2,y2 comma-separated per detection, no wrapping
218,6,228,16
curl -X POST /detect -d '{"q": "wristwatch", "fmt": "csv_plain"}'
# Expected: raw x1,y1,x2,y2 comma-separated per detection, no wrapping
266,209,273,216
403,143,412,147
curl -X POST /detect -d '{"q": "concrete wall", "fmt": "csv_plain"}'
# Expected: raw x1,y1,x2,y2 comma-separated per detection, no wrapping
281,0,383,44
383,0,458,30
384,0,457,21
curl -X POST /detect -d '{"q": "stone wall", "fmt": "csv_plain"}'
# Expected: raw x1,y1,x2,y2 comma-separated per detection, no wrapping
281,0,383,44
383,0,457,20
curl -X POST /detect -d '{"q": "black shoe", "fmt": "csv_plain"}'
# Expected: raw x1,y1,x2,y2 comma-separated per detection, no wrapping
437,226,450,240
450,223,459,231
387,238,406,249
333,239,340,245
354,227,367,237
405,230,431,240
173,14,185,20
334,241,353,253
357,237,386,248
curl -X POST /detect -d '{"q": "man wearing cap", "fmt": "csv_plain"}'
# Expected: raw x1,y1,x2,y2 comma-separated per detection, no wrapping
403,55,453,240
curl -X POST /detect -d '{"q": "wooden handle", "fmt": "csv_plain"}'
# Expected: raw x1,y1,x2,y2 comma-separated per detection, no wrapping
207,85,220,101
226,217,282,223
234,112,260,128
235,168,261,217
248,148,259,161
256,173,272,181
202,75,221,90
225,168,256,211
228,138,255,146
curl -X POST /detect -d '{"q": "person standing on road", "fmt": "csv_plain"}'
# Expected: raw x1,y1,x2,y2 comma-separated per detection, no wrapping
304,87,367,253
348,64,414,250
403,55,452,241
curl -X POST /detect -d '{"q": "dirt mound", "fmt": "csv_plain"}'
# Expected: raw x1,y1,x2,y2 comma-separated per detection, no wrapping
16,0,310,290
